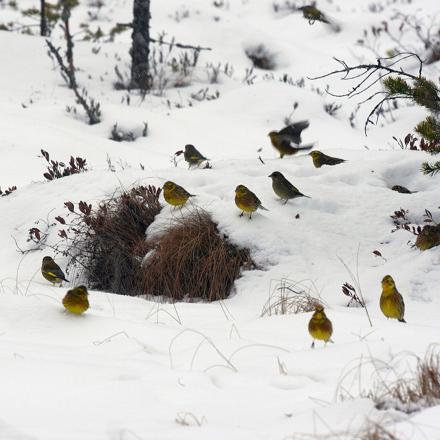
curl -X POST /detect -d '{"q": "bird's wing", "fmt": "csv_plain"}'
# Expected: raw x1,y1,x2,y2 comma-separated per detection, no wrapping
324,154,345,165
253,193,263,207
47,262,65,277
287,181,300,193
278,120,310,137
177,185,191,197
46,267,68,281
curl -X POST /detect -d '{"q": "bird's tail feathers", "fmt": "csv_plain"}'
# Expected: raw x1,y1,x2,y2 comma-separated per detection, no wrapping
259,205,269,211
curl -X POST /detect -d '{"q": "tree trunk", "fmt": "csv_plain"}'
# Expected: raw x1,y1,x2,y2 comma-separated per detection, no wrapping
40,0,48,36
130,0,151,90
61,0,76,89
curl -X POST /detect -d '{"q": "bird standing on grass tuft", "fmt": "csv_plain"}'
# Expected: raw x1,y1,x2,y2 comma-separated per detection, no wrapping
309,150,345,168
308,305,333,348
184,144,209,168
235,185,268,219
268,121,313,158
62,285,89,315
298,5,330,24
268,171,310,204
41,256,70,285
163,181,195,207
380,275,406,323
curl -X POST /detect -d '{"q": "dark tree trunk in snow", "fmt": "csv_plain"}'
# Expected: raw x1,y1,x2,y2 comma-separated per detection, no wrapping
40,0,48,36
130,0,151,90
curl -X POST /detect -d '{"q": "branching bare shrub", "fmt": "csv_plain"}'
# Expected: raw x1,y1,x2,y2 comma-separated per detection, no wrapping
66,186,161,293
311,52,440,175
46,39,102,124
261,279,321,317
149,38,200,94
140,209,255,301
27,186,162,294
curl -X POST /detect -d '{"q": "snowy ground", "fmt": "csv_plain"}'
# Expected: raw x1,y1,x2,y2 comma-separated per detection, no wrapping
1,0,440,438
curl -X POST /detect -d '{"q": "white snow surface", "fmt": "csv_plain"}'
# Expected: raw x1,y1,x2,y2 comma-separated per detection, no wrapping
1,0,440,438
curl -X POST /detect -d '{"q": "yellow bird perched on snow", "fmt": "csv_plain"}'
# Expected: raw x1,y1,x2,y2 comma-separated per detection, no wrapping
308,305,333,348
62,285,89,315
380,275,406,323
163,181,195,207
235,185,268,219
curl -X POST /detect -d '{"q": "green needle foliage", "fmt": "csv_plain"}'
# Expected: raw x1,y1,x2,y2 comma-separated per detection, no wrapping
384,75,440,174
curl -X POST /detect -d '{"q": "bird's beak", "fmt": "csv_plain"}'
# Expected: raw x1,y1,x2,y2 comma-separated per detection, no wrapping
268,174,273,178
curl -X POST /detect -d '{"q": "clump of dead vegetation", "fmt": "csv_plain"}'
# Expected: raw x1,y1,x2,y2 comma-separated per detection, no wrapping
141,209,255,301
336,346,440,417
28,193,254,300
261,279,322,316
372,347,440,414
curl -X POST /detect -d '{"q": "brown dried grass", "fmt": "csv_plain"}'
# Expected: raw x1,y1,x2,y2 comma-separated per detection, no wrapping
261,279,321,317
140,209,255,301
373,347,440,413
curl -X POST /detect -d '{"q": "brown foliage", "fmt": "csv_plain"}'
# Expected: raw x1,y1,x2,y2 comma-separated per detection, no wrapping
29,189,255,300
140,209,255,301
79,185,161,294
41,149,87,181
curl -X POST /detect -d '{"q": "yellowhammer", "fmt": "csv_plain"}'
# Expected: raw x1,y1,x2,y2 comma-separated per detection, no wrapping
163,181,195,207
268,121,313,158
380,275,406,323
62,285,89,315
308,305,333,348
235,185,268,219
309,150,345,168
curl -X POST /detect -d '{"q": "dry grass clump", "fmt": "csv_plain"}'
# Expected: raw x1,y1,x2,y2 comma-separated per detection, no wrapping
373,347,440,414
261,279,321,317
358,422,400,440
56,193,254,300
286,419,401,440
140,209,255,301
